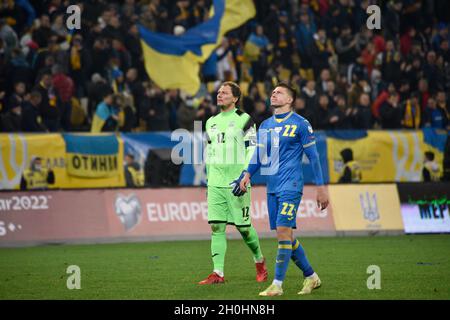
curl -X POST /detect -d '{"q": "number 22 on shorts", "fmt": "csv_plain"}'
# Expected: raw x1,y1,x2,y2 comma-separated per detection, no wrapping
280,202,295,221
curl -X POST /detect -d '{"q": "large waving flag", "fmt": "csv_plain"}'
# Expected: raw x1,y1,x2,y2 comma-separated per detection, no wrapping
138,0,256,95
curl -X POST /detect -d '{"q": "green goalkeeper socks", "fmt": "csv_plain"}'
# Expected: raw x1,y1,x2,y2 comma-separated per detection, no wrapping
211,224,227,274
238,225,264,262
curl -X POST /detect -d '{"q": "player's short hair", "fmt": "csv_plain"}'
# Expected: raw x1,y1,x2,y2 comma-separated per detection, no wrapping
221,81,241,104
275,82,297,104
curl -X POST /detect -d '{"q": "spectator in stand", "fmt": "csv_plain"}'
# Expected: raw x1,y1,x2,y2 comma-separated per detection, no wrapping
335,24,358,74
379,93,403,129
423,50,442,93
252,99,272,129
417,78,430,110
271,10,295,69
352,93,373,129
22,90,47,132
302,80,317,112
311,28,335,76
31,15,53,48
51,64,74,131
423,96,449,129
0,96,23,132
69,33,91,97
315,94,332,130
141,85,170,131
91,89,121,132
438,39,450,64
431,23,449,52
195,95,216,131
329,94,352,129
379,39,402,86
401,91,422,129
295,12,317,74
86,73,112,118
6,81,26,111
316,69,331,96
33,70,59,131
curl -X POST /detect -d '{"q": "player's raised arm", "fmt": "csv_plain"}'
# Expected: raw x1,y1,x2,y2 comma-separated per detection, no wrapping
300,120,329,210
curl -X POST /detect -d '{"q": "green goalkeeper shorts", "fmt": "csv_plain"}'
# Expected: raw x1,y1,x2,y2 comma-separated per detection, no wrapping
207,186,252,227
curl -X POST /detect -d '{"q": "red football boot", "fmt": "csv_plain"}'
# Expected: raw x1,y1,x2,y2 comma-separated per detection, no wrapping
198,272,225,285
255,258,268,282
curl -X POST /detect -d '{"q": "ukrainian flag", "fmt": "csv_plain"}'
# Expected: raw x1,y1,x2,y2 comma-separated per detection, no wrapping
63,134,120,178
138,0,255,96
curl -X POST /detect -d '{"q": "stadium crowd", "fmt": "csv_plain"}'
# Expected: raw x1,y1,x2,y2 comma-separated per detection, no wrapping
0,0,449,133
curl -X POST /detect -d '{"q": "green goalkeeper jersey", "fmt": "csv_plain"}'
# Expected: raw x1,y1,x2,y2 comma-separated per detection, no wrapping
205,107,256,188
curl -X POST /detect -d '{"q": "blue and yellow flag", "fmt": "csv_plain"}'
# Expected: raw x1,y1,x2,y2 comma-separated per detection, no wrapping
138,0,256,95
63,134,121,178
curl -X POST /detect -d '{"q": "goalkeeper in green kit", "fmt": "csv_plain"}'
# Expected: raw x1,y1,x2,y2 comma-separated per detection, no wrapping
198,81,268,285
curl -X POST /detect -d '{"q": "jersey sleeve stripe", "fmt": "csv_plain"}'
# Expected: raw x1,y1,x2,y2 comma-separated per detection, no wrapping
243,117,255,133
303,141,316,148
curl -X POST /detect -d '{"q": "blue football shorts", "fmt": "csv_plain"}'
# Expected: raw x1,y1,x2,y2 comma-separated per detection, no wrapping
267,191,302,230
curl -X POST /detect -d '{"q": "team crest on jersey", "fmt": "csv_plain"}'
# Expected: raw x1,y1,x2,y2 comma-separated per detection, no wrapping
229,121,235,128
273,135,280,147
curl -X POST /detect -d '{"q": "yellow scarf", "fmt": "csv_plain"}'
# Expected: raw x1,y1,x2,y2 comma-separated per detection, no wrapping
403,99,421,128
70,47,81,70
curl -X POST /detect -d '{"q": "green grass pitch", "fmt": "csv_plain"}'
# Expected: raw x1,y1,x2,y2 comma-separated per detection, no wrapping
0,235,449,300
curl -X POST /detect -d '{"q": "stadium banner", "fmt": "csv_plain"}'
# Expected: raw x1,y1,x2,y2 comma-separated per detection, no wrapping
397,182,450,234
0,133,125,190
0,190,114,243
0,133,66,190
328,184,403,231
63,133,121,178
0,186,336,245
103,185,336,238
401,204,450,233
327,129,447,183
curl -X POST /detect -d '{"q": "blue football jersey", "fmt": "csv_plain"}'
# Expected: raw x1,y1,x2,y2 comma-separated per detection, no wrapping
256,112,316,194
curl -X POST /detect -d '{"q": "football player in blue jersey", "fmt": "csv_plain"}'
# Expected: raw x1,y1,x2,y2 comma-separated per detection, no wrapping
230,83,329,296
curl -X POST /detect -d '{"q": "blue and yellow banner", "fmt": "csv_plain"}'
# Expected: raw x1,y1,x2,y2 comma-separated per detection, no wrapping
63,134,121,179
0,133,125,190
327,129,447,183
0,134,66,190
138,0,256,95
1,129,446,190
